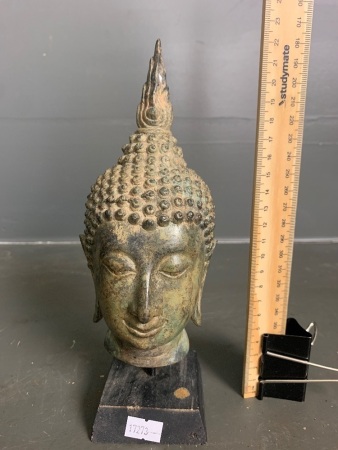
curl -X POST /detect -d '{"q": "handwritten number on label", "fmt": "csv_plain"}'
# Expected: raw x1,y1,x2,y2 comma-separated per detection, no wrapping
125,416,163,443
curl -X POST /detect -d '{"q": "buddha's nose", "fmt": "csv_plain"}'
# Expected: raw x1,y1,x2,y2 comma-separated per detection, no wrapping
136,273,152,323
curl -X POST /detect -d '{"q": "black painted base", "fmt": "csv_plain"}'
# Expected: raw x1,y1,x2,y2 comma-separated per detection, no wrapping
91,350,207,445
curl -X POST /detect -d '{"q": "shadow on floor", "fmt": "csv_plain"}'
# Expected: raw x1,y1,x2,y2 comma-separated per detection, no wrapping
190,331,243,395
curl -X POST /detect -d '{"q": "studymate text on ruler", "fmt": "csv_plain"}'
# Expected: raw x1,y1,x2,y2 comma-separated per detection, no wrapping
243,0,314,398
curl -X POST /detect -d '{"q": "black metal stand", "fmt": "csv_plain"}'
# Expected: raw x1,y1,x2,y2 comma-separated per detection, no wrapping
91,349,207,444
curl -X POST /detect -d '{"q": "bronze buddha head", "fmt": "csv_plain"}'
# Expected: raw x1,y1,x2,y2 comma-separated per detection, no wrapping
80,40,215,367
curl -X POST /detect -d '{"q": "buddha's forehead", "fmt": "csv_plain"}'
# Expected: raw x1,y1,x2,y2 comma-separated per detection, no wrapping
94,222,204,260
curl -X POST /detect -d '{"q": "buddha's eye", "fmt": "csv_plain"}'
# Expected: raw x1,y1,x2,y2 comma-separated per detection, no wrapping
102,254,136,277
159,254,191,279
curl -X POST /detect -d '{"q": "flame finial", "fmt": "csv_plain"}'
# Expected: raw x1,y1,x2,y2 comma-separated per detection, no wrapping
136,39,173,130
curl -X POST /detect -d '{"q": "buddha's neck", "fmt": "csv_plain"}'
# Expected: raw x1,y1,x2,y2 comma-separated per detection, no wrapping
104,329,189,368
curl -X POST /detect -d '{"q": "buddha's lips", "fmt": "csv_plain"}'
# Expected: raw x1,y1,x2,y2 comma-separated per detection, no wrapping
123,318,162,338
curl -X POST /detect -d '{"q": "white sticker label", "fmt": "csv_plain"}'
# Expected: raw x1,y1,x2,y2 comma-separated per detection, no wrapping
124,416,163,443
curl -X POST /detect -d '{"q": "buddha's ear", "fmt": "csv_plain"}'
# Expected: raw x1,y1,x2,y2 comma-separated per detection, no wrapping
80,234,93,272
80,234,103,322
80,234,90,261
191,261,209,326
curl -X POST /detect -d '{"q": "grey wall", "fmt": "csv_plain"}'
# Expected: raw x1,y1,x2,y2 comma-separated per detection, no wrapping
0,0,337,242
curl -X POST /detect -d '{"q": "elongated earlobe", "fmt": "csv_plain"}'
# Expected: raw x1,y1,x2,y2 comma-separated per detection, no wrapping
191,262,209,326
191,296,202,326
93,297,103,323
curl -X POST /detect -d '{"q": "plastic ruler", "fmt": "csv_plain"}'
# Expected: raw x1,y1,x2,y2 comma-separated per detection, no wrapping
242,0,314,398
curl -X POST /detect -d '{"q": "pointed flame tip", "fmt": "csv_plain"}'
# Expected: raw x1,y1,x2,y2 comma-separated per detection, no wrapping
154,39,162,56
136,38,173,130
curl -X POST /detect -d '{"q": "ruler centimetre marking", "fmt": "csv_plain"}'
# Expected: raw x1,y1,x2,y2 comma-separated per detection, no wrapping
242,0,314,399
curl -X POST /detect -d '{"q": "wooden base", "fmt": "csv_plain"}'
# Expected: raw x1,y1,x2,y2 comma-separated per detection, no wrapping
91,350,207,445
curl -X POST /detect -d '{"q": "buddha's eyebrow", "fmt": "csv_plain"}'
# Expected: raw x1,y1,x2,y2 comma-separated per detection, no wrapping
99,247,134,261
157,245,187,253
158,252,193,263
156,248,198,264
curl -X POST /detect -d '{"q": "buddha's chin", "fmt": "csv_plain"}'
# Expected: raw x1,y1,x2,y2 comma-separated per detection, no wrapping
104,328,189,367
123,318,163,342
111,329,182,351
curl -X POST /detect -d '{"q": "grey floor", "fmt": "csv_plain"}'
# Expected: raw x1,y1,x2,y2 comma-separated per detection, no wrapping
1,243,338,449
